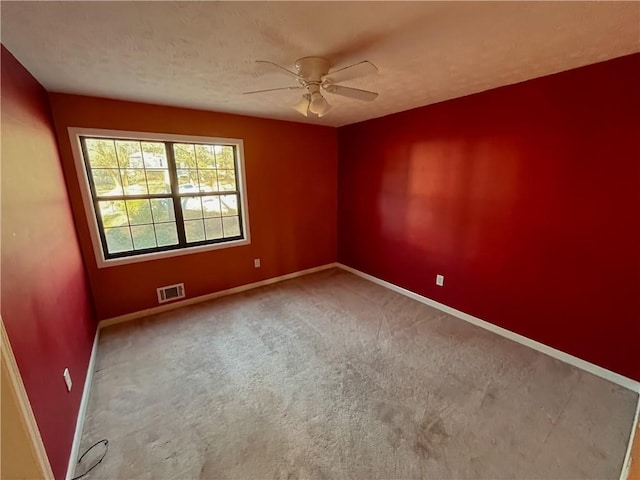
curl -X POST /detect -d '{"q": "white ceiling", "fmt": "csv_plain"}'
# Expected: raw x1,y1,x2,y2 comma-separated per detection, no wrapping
2,1,638,127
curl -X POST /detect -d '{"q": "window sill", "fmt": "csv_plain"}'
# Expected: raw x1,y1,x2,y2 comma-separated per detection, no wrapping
96,237,251,268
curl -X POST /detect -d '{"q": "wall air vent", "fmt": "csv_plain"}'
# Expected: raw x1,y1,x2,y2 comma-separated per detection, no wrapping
157,283,185,304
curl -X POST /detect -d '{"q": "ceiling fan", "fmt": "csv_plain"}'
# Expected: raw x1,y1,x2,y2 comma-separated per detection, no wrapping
244,57,378,118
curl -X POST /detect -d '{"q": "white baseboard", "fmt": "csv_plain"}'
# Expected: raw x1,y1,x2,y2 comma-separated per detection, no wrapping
99,263,339,329
336,263,640,394
65,328,100,480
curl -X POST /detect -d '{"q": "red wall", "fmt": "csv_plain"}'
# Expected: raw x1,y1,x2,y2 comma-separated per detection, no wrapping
1,46,96,479
338,54,640,381
49,94,337,320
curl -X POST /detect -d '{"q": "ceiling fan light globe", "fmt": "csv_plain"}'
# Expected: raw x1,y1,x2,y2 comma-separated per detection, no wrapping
308,96,323,114
317,103,333,117
293,95,311,117
309,92,330,116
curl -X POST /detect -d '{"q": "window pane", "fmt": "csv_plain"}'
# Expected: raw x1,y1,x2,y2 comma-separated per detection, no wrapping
141,142,167,168
99,200,128,227
122,169,148,195
216,146,235,169
92,169,122,196
115,141,142,168
182,197,203,219
220,194,238,216
185,219,205,243
126,199,152,225
195,144,217,169
205,218,223,240
174,143,196,169
86,139,118,168
222,216,240,237
146,170,171,194
201,196,221,217
131,224,156,250
150,198,175,223
155,223,178,247
197,170,217,192
105,226,133,253
177,170,201,193
216,170,236,191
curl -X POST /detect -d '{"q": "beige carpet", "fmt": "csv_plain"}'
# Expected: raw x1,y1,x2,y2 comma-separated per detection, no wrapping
75,268,638,479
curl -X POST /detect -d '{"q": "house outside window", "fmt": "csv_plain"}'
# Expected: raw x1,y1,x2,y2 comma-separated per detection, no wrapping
69,128,250,267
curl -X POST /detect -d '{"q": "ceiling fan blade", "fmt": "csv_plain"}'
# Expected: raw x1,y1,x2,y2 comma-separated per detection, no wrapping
323,85,378,102
323,60,378,84
243,86,303,95
255,60,301,79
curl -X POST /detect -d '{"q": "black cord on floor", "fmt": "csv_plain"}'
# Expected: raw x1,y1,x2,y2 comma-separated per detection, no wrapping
71,439,109,480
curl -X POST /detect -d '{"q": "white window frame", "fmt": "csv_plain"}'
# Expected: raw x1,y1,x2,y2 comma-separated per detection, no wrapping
68,127,251,268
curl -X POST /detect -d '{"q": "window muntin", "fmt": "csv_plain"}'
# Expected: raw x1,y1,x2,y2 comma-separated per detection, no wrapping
73,130,248,266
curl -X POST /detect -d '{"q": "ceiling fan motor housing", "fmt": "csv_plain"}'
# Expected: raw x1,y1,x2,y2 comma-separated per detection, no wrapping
295,57,330,83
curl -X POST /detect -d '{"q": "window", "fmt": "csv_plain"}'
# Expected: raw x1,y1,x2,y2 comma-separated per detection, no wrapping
69,128,249,267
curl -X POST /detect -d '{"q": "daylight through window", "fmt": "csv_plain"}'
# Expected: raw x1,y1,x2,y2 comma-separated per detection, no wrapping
76,133,248,263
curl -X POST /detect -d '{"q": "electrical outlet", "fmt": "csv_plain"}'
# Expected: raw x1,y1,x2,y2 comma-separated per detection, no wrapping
436,274,445,287
254,258,261,268
63,368,72,392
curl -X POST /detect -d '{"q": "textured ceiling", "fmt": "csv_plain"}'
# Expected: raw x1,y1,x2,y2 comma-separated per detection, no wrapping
1,1,638,127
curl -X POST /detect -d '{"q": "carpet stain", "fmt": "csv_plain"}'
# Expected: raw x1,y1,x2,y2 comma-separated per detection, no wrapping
413,416,449,459
377,403,411,449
